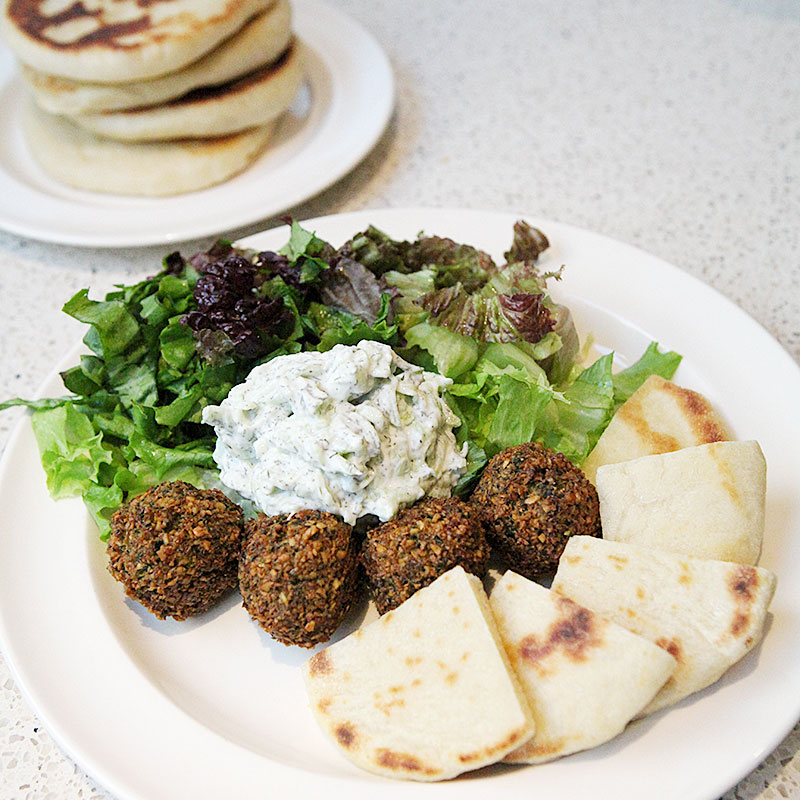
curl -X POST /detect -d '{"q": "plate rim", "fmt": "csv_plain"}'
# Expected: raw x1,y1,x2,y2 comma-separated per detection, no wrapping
1,207,799,800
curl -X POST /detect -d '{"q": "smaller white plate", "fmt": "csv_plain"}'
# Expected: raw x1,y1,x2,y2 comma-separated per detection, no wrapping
0,0,394,248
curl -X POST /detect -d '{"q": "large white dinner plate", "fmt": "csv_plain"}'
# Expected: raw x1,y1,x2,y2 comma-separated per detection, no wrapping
0,1,393,248
1,208,799,800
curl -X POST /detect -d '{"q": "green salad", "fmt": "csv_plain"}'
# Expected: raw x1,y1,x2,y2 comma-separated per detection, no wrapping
0,220,681,537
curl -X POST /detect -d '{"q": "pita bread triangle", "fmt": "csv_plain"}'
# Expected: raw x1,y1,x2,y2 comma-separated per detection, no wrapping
596,439,766,564
301,566,535,781
581,375,730,484
551,536,777,715
489,571,676,763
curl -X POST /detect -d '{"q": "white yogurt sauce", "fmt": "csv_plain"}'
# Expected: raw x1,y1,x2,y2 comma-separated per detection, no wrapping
202,340,467,525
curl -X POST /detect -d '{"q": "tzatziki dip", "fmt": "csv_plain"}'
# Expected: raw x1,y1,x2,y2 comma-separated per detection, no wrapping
202,340,467,525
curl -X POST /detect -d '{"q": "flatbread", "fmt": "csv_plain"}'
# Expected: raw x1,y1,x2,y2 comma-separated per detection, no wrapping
22,98,276,196
67,40,303,141
581,375,730,484
21,0,293,114
1,0,274,83
301,566,535,781
489,571,676,763
597,440,766,564
552,536,777,715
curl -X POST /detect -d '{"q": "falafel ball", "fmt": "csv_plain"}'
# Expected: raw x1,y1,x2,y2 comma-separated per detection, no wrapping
361,496,490,615
107,481,244,621
471,442,601,578
239,509,360,648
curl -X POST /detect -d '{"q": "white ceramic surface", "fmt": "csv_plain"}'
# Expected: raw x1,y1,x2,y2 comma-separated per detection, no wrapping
1,208,798,800
0,0,394,247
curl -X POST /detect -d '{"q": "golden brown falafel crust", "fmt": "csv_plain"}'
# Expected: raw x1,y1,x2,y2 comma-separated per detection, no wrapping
107,480,243,621
239,509,360,648
361,496,490,614
471,442,600,578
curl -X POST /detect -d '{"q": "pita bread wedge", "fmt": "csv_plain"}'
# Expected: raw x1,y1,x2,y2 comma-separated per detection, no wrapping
23,98,275,196
21,0,293,114
597,440,766,564
301,566,535,781
581,375,730,484
552,536,777,715
67,41,303,141
490,571,676,764
1,0,274,83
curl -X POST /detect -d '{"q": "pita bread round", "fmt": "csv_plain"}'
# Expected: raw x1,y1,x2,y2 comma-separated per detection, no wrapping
67,41,303,141
22,98,276,196
1,0,275,83
21,0,293,114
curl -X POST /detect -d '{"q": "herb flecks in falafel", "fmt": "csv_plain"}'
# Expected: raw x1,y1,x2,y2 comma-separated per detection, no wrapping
107,481,243,621
361,496,490,614
239,509,360,648
471,442,600,578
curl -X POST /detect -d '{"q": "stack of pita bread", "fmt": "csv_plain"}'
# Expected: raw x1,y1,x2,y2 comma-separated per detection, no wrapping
1,0,303,195
302,377,777,780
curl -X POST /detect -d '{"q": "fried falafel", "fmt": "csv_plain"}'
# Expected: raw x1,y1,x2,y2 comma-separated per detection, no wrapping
239,509,360,648
107,480,244,621
361,496,490,614
471,442,600,578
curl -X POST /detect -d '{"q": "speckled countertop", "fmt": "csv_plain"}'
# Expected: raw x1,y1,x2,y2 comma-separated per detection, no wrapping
0,0,798,798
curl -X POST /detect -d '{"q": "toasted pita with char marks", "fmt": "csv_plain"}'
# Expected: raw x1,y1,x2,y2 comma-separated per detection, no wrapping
1,0,274,83
21,0,293,114
301,566,535,781
23,98,276,196
489,572,676,764
597,440,766,564
581,375,730,484
67,40,303,141
552,536,777,715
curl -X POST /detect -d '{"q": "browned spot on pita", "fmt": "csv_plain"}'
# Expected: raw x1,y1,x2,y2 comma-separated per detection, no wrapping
731,612,750,637
729,565,758,602
308,650,331,676
459,726,527,763
445,671,459,684
728,565,760,637
520,597,601,664
564,554,582,566
655,636,683,662
377,749,435,774
317,697,332,714
636,586,645,599
616,393,681,453
405,655,422,667
608,553,628,570
665,382,728,443
335,723,356,748
7,0,151,50
528,736,567,758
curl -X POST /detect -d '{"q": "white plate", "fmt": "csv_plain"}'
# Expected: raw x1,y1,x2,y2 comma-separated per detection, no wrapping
0,1,393,248
1,208,799,800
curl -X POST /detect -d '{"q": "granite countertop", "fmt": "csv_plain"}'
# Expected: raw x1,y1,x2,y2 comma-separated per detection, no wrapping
1,0,798,797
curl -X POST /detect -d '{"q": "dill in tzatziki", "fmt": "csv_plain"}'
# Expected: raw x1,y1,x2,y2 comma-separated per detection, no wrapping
202,340,467,525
